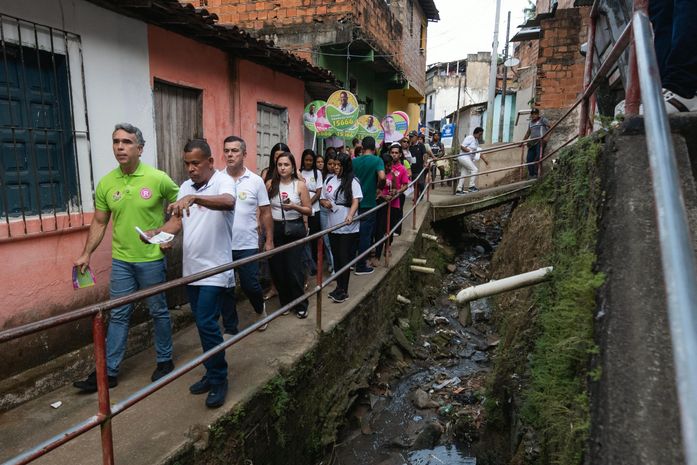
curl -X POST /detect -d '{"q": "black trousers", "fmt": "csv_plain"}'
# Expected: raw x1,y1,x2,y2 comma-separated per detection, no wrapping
374,199,402,259
269,220,308,314
329,232,359,293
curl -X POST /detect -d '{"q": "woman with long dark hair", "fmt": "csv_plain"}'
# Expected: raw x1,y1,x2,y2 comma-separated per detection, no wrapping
266,152,313,318
320,152,362,303
300,149,323,276
261,142,291,182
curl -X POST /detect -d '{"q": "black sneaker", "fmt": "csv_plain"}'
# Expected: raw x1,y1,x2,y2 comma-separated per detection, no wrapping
354,266,374,276
296,308,309,319
468,186,479,192
329,290,348,303
455,190,466,196
206,381,228,408
151,360,174,382
73,371,118,393
189,376,211,395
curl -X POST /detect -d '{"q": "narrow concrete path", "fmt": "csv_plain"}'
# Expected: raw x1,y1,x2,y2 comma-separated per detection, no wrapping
0,202,431,465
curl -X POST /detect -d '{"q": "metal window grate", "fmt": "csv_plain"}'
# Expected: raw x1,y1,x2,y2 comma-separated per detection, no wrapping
0,13,93,239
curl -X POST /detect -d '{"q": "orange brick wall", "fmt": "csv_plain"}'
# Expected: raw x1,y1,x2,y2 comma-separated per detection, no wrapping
535,7,589,110
204,0,427,94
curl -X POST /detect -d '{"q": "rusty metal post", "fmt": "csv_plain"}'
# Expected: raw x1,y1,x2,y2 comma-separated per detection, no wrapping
537,143,544,177
625,0,649,115
426,165,431,203
451,158,457,195
93,312,115,465
412,180,419,230
385,201,391,267
316,237,324,332
520,144,525,180
579,3,597,136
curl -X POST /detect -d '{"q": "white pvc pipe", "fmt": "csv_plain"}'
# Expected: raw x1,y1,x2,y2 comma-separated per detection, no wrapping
411,265,436,274
456,267,553,304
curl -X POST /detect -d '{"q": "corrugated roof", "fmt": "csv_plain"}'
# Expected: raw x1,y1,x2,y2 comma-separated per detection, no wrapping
418,0,440,21
84,0,340,87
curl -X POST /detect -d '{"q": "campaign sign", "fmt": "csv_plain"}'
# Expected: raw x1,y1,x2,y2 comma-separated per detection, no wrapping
381,112,409,143
356,115,381,138
303,100,325,133
441,123,455,149
314,105,335,138
325,90,359,130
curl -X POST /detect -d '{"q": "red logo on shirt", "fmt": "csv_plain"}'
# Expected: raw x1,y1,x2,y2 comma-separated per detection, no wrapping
140,188,152,199
326,185,333,193
281,192,288,200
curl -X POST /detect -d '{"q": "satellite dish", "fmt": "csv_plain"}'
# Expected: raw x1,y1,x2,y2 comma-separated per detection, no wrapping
504,57,520,67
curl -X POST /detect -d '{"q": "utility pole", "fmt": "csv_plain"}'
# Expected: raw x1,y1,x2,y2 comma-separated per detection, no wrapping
498,11,511,142
485,0,501,143
452,72,463,194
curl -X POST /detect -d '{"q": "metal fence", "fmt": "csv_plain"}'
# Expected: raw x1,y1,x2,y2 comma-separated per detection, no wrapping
2,1,697,464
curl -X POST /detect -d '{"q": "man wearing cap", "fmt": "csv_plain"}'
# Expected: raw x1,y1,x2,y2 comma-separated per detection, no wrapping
73,123,179,392
408,130,428,195
456,127,490,195
523,108,549,178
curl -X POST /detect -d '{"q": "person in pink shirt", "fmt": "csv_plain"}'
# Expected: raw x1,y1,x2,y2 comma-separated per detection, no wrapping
374,150,409,263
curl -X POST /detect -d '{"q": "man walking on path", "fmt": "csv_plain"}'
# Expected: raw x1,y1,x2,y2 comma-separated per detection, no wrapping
352,136,385,275
523,108,549,178
220,136,274,334
157,139,235,408
408,130,428,195
456,127,489,195
73,123,179,392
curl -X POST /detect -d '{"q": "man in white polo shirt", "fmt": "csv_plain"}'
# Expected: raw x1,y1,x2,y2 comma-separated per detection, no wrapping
158,139,235,408
220,135,274,333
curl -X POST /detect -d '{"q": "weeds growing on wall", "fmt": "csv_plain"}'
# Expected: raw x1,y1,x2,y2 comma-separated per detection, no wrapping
488,137,605,465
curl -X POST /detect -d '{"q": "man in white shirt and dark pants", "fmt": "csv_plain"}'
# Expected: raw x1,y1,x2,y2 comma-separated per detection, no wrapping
159,139,235,408
456,127,489,195
220,136,274,334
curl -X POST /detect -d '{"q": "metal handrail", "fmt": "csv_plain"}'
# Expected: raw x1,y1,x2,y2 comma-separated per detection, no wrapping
0,166,429,465
633,11,697,465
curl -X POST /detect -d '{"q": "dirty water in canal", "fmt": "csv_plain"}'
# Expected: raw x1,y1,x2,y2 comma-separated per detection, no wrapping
322,207,511,465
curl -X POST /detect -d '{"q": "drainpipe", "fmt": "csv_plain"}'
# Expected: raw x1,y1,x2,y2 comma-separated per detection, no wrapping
456,266,553,304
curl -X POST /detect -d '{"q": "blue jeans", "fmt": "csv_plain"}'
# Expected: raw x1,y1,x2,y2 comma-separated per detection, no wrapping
319,207,335,271
186,285,227,385
650,0,697,98
220,249,264,334
527,144,542,178
106,258,171,377
356,208,376,269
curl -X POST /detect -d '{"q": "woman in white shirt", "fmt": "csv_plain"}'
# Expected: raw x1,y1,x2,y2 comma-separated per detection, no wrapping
320,152,362,303
300,149,323,277
266,152,313,318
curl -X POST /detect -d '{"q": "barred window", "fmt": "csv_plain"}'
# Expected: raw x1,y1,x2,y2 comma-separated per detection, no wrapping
0,14,92,238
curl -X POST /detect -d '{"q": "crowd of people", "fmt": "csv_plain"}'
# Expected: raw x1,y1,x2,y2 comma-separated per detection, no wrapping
69,112,551,408
71,124,429,408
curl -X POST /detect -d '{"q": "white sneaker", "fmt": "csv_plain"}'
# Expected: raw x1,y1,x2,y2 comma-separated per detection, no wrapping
614,88,697,116
257,304,269,331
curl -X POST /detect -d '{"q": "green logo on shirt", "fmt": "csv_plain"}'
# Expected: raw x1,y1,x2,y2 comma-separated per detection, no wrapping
238,191,247,201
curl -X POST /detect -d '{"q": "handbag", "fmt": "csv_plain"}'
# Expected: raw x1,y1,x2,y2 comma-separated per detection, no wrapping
280,183,307,238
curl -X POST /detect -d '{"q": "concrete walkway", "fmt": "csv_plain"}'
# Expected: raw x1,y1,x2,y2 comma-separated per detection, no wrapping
0,202,431,465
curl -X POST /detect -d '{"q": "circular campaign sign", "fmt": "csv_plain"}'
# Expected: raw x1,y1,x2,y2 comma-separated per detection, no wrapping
314,105,335,138
381,112,409,144
325,90,359,130
356,115,384,146
303,100,325,133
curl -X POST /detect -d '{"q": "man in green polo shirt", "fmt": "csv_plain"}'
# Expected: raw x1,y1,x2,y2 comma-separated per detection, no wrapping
73,123,179,392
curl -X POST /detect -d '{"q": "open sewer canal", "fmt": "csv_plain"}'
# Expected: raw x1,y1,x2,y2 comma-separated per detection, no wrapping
319,207,509,465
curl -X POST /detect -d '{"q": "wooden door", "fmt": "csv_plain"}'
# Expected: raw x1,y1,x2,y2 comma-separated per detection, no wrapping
153,80,203,184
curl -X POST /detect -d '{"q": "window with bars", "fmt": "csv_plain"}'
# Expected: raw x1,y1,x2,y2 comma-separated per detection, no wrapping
0,14,91,237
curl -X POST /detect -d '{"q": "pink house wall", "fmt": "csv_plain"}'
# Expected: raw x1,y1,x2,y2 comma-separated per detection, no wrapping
236,59,306,171
147,25,235,170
